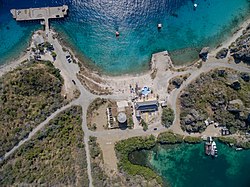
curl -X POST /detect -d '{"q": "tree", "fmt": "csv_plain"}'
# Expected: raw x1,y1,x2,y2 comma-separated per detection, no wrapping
161,107,174,128
51,51,57,60
141,119,148,131
128,117,134,129
38,46,44,53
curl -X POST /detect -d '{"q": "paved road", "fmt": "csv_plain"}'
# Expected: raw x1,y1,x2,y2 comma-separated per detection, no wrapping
1,32,250,186
49,34,96,187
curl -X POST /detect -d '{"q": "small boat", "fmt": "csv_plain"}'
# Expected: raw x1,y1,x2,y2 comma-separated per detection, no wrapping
193,3,198,10
205,136,213,155
115,31,120,37
236,148,243,151
211,141,218,157
157,23,162,29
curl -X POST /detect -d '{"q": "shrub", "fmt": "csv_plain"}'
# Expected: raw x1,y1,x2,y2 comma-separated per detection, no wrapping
184,136,202,144
161,107,174,128
0,106,89,186
157,131,183,144
141,119,148,131
0,60,65,158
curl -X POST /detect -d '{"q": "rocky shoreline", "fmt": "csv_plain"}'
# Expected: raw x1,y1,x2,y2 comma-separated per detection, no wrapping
229,23,250,63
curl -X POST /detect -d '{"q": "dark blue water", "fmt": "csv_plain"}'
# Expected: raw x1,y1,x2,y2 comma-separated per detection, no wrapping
0,0,250,74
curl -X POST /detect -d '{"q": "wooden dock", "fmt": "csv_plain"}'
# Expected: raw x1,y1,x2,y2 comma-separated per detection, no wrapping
10,5,68,33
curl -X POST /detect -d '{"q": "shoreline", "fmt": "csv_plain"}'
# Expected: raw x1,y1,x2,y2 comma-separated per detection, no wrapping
0,53,29,77
1,16,249,78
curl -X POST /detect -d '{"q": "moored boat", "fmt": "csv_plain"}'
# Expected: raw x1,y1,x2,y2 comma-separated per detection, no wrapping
204,137,218,157
236,147,243,151
212,141,218,157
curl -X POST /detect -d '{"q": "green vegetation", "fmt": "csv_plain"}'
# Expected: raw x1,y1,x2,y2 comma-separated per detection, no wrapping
89,136,110,186
89,136,102,160
0,60,66,157
157,131,183,144
141,119,148,131
38,45,44,53
51,51,57,59
115,132,205,186
218,136,250,149
127,115,134,129
180,69,250,133
183,136,203,144
217,136,237,145
0,106,89,186
161,107,175,128
115,135,163,185
157,131,202,144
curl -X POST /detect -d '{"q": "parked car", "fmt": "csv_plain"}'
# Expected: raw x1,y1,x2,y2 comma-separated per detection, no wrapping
72,80,76,85
67,58,72,63
153,128,158,131
66,55,71,59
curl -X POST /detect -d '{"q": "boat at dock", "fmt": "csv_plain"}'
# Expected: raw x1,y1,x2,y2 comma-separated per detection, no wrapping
205,137,218,157
212,141,218,157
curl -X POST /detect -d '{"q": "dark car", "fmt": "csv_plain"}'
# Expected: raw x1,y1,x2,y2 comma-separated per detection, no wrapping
66,55,71,59
72,80,76,85
67,58,72,63
153,128,158,131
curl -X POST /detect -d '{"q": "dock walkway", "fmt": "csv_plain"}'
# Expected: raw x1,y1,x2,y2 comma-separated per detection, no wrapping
10,5,68,33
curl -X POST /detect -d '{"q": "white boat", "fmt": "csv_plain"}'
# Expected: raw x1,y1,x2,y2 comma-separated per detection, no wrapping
236,148,243,151
211,141,218,157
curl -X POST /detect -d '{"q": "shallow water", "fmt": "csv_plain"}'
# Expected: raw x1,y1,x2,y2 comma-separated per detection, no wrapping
130,142,250,187
0,0,250,74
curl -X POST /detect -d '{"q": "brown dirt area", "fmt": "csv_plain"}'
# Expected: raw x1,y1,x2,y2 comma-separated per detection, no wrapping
91,103,108,131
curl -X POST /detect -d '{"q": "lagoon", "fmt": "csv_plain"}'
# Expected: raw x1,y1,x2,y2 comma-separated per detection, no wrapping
130,142,250,187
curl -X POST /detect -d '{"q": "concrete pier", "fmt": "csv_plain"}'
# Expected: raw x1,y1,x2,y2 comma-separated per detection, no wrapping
10,5,68,33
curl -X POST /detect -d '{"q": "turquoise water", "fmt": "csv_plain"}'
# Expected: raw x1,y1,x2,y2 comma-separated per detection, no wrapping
0,0,250,73
130,142,250,187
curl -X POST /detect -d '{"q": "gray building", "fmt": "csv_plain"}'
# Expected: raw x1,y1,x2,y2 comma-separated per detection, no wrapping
135,100,159,112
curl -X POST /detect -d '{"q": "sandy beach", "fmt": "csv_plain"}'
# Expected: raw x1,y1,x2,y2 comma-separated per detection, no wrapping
0,53,29,77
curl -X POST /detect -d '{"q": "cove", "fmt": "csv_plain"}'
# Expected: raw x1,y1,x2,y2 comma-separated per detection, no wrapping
129,142,250,187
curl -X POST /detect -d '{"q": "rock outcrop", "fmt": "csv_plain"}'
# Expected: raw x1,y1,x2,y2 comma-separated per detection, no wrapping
230,24,250,63
216,48,228,59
